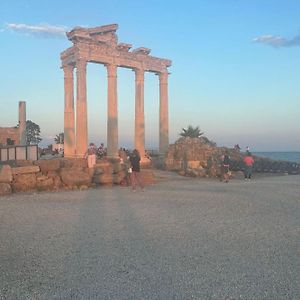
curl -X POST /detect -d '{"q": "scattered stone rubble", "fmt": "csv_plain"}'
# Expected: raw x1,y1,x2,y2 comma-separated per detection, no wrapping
164,137,224,177
164,137,300,177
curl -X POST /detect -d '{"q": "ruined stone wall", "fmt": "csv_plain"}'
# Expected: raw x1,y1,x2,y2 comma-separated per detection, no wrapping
165,137,220,176
0,158,156,196
0,127,20,145
164,137,300,177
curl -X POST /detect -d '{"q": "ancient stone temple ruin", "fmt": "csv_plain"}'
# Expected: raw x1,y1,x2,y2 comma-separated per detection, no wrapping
61,24,172,159
0,101,26,146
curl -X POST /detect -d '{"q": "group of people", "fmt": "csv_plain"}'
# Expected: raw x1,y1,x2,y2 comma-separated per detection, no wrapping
85,143,144,191
84,142,107,168
86,142,255,187
220,149,255,182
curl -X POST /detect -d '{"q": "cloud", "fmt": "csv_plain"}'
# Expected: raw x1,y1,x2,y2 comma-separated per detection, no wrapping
253,31,300,48
6,23,68,38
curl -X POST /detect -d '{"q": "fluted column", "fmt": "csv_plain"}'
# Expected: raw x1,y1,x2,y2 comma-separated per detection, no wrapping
134,68,145,159
63,64,75,157
18,101,27,145
76,60,88,157
159,72,169,154
106,64,118,158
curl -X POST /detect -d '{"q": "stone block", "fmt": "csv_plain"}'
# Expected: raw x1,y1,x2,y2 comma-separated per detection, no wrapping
36,175,48,181
47,170,59,178
12,174,37,192
60,168,91,186
0,183,12,196
93,173,113,184
35,159,61,173
12,166,40,175
0,165,13,183
93,167,104,175
112,162,123,173
113,170,126,184
187,160,201,169
16,160,34,167
36,177,54,191
61,158,87,168
52,175,63,189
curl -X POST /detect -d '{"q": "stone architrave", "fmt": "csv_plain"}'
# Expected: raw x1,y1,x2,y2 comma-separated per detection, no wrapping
76,60,88,158
63,64,75,157
134,68,145,159
159,72,169,154
61,24,172,158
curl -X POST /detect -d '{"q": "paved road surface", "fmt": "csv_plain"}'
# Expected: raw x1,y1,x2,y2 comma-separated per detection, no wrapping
0,172,299,299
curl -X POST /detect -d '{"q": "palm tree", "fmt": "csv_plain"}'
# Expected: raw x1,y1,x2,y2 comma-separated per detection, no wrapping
179,125,204,138
54,133,64,144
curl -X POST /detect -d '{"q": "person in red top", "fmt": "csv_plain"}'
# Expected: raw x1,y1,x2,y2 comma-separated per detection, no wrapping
243,152,255,180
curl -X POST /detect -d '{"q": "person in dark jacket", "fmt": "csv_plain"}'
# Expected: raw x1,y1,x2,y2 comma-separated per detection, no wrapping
220,151,231,182
129,149,144,191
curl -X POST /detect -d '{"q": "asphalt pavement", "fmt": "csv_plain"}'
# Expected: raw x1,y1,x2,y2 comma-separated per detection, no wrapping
0,172,299,299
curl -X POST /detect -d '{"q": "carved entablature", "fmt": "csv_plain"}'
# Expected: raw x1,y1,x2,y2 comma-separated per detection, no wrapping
61,24,172,73
61,47,77,67
116,43,132,52
132,47,151,55
66,27,91,43
67,24,118,46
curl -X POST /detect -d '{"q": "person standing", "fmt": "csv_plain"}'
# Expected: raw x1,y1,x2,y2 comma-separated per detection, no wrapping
243,152,255,180
85,143,97,168
220,151,231,182
97,143,105,159
129,149,144,191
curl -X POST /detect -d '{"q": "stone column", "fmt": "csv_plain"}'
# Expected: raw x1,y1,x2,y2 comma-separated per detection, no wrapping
106,64,118,158
63,64,75,157
134,68,145,159
159,72,169,154
76,60,88,158
18,101,26,145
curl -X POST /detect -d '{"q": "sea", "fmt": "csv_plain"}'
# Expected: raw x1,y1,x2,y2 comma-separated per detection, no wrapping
253,152,300,164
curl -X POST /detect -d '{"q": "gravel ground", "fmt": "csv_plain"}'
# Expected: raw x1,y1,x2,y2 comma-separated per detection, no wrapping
0,172,299,300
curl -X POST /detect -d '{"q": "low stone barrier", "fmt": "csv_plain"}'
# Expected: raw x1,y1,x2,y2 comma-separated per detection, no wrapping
0,158,130,196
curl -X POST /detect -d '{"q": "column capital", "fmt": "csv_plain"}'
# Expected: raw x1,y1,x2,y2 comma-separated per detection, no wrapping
76,59,87,71
62,64,74,78
158,71,169,84
62,64,74,71
134,68,145,82
106,64,117,78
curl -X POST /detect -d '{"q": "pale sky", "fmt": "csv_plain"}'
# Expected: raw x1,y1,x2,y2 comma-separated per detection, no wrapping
0,0,299,151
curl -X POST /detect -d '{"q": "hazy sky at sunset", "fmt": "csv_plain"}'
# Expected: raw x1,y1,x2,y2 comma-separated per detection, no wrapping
0,0,299,151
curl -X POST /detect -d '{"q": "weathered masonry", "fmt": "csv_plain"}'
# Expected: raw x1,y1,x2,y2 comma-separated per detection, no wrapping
61,24,172,159
0,101,26,146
